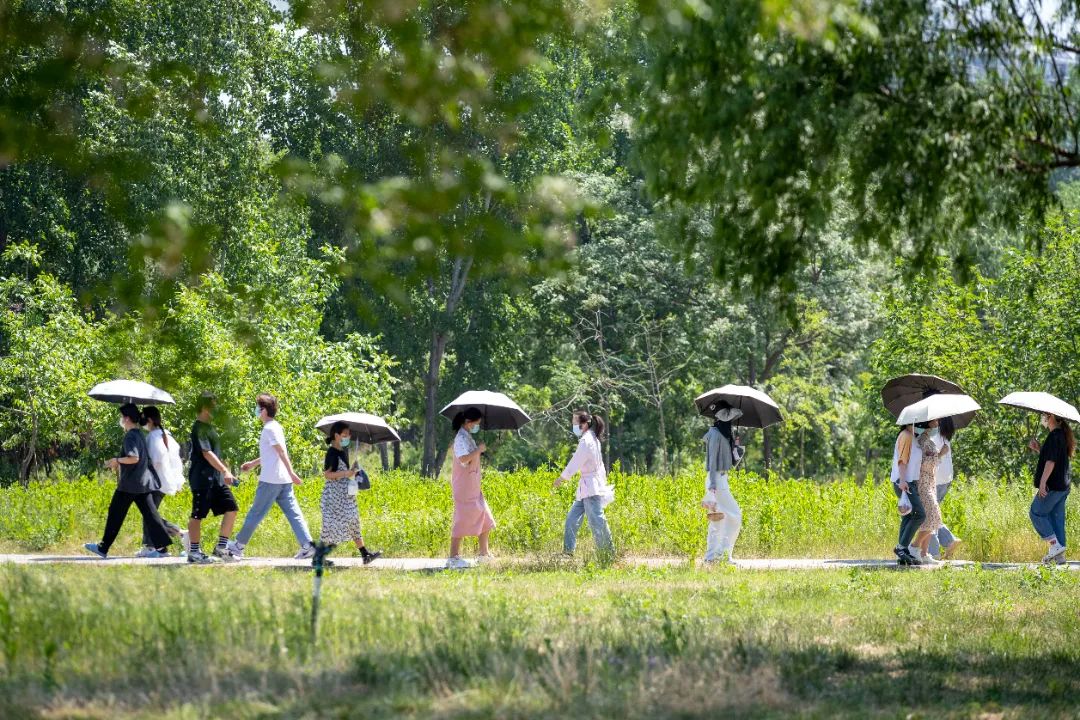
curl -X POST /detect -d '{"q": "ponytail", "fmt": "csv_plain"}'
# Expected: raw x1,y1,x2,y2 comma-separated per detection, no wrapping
574,410,607,440
1059,417,1076,457
140,406,168,448
452,407,483,433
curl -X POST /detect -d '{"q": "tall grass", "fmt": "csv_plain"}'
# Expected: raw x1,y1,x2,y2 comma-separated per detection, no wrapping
2,565,1080,718
0,468,1062,561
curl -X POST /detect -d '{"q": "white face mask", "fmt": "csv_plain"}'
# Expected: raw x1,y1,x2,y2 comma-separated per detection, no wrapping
119,418,127,430
1041,415,1051,429
255,407,262,420
572,425,584,438
469,424,480,435
928,427,941,438
913,426,925,436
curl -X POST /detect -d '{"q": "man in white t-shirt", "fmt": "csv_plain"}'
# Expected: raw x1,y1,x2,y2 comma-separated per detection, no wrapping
226,393,315,560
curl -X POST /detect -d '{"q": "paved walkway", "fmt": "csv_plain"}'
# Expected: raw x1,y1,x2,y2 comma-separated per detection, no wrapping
0,554,1074,571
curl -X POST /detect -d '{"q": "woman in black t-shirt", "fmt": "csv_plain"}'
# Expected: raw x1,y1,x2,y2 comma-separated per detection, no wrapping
320,421,381,564
1027,413,1076,564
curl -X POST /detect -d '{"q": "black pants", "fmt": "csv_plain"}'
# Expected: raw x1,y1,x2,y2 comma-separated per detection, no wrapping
142,491,182,546
893,481,927,548
100,490,173,554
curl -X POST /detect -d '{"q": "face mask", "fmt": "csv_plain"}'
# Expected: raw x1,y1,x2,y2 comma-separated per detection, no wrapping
340,438,351,448
119,418,127,430
469,424,480,435
928,427,941,438
255,407,262,420
913,426,925,436
1041,415,1051,429
572,425,584,438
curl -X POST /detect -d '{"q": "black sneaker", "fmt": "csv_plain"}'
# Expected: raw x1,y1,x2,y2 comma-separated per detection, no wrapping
362,550,382,565
896,548,916,566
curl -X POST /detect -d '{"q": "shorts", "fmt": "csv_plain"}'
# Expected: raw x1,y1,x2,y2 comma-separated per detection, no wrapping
190,484,239,519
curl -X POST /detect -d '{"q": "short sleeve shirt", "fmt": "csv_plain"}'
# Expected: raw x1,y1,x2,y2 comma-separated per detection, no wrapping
259,420,290,484
453,428,476,459
324,446,350,477
1036,427,1072,491
189,420,223,490
117,428,153,493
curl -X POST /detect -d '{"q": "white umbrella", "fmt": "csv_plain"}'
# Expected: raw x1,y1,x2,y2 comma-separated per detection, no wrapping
896,394,980,429
88,380,175,405
998,392,1080,424
694,385,783,429
440,390,531,431
315,412,401,445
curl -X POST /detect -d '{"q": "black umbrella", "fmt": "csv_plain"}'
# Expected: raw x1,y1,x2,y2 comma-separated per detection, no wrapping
881,374,964,418
439,390,531,431
694,385,783,429
315,412,400,445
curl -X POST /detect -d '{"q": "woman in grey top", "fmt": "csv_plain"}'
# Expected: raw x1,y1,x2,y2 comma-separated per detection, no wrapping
702,403,743,563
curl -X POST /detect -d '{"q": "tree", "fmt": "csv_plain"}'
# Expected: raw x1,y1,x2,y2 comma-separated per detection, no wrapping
631,0,1080,298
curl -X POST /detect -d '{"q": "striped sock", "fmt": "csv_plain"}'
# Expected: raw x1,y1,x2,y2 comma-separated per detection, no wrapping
217,535,228,550
190,541,200,554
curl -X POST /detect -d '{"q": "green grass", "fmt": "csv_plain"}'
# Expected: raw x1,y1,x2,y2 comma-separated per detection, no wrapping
2,563,1080,718
0,468,1062,562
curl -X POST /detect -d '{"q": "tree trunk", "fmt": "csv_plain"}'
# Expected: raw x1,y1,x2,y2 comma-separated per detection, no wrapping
378,443,389,471
420,329,449,477
392,441,401,470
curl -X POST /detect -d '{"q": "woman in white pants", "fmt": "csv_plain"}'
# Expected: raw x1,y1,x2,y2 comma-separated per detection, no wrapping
703,404,743,563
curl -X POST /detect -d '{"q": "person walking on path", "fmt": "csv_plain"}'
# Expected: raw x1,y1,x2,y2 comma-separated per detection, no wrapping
83,404,174,559
927,417,963,560
1028,412,1075,564
554,410,615,559
186,393,239,564
136,406,185,557
701,404,743,564
446,408,496,569
320,421,381,564
229,394,315,560
910,420,949,565
891,424,926,566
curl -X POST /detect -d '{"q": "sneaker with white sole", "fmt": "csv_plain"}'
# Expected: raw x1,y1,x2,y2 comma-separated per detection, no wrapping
474,554,494,565
83,542,108,559
226,540,245,559
213,546,239,562
1042,544,1067,564
445,556,470,569
180,531,191,557
141,548,170,559
134,546,158,558
294,544,316,560
187,549,217,564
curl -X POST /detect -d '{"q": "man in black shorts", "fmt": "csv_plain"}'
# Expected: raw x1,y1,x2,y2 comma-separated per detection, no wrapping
187,393,239,564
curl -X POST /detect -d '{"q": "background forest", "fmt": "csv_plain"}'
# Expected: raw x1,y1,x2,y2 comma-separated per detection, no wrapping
4,0,1080,485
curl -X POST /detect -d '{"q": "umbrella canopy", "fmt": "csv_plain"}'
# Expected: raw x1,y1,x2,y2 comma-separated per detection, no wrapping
439,390,531,431
998,392,1080,424
881,374,964,418
88,380,175,406
896,394,980,429
315,412,401,445
694,385,783,429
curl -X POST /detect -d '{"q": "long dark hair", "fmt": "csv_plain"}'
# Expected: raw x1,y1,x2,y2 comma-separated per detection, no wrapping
140,406,170,447
1051,415,1077,457
939,416,955,441
452,407,483,433
574,410,607,440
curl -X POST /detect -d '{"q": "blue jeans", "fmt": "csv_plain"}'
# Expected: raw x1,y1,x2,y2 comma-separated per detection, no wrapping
927,483,958,558
235,482,313,548
563,496,614,555
1030,488,1070,546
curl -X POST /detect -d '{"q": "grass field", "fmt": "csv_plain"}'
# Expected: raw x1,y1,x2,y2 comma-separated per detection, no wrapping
2,563,1079,719
0,469,1066,562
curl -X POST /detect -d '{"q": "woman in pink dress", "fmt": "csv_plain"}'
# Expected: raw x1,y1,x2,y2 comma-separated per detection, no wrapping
446,407,496,569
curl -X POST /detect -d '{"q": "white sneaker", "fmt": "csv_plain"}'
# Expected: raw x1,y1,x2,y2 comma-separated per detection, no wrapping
474,554,494,565
294,544,316,560
445,556,470,569
1042,543,1067,564
226,540,245,559
135,546,157,558
180,531,191,557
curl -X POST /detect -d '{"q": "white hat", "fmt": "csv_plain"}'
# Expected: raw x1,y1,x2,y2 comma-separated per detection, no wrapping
714,407,743,422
